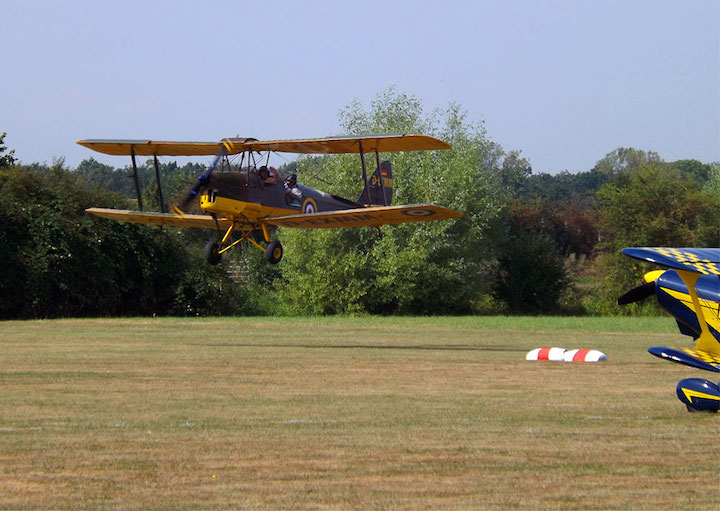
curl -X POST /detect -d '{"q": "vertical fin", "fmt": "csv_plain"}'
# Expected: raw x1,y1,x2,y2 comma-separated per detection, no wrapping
357,161,393,206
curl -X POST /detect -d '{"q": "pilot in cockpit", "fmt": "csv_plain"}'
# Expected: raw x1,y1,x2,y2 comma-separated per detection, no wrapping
284,173,302,206
259,165,280,185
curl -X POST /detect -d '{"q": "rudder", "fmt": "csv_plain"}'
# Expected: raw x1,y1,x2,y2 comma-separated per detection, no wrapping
358,161,393,206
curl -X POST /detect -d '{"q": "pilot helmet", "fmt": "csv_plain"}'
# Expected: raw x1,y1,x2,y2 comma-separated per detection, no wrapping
286,173,297,186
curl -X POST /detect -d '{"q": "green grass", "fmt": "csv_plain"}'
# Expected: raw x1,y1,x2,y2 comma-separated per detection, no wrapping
0,317,717,509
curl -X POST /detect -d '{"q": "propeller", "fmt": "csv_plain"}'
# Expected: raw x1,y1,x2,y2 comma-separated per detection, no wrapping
617,281,656,305
177,146,228,211
617,270,665,305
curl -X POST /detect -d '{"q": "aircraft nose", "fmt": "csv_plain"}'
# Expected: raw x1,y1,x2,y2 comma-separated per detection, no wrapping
643,270,665,283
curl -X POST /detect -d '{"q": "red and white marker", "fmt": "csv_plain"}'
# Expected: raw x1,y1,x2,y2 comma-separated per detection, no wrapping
526,347,567,361
562,349,607,362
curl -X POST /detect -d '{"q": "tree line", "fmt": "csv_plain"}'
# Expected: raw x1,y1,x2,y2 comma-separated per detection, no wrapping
0,91,717,318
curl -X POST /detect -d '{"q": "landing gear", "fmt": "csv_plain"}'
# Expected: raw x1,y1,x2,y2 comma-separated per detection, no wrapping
204,221,282,265
204,240,222,265
265,240,283,264
676,378,720,413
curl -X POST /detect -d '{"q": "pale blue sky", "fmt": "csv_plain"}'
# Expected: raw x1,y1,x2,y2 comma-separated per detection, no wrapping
2,0,718,173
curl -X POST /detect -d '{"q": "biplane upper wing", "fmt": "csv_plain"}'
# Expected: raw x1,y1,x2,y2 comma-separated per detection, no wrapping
621,247,720,275
77,140,223,156
77,134,450,157
85,208,236,230
266,204,462,229
231,134,451,154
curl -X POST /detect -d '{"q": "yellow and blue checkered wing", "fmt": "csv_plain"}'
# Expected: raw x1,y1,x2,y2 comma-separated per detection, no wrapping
622,247,720,275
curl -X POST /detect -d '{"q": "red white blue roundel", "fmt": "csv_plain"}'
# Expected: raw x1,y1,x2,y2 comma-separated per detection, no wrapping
302,198,317,214
401,208,436,217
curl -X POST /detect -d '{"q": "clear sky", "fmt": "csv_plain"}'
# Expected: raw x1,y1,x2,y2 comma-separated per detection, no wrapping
2,0,718,174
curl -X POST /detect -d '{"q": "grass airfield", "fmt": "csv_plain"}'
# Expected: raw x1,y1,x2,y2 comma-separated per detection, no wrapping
0,316,718,510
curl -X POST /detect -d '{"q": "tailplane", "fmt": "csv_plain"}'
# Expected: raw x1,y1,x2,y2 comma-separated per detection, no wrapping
358,161,393,206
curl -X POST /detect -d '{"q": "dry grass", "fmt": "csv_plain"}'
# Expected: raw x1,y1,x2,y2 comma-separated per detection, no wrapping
0,317,718,510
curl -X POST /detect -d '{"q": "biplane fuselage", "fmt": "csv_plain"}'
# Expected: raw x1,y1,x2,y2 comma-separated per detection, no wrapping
652,270,720,342
199,170,358,224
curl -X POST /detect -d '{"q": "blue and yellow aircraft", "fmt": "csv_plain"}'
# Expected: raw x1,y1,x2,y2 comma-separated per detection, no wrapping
619,247,720,412
78,134,461,264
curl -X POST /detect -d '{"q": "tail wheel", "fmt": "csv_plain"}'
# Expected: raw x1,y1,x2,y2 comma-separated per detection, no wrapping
204,240,222,265
265,241,283,264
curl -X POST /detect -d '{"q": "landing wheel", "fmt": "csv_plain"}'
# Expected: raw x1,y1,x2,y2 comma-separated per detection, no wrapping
265,240,283,264
204,240,222,265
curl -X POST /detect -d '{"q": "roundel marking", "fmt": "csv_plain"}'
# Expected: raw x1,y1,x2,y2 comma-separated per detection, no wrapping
401,208,435,217
302,198,317,214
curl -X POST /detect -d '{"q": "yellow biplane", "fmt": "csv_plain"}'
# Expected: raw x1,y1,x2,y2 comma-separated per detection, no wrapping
78,134,462,264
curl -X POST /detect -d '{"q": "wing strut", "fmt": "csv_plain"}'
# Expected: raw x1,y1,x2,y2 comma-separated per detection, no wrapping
128,146,167,213
677,269,717,354
375,149,388,206
358,141,371,206
130,146,144,211
153,155,167,213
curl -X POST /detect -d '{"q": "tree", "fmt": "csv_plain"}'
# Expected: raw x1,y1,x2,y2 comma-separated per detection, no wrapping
500,200,598,260
593,147,662,177
0,132,17,168
669,159,715,185
495,232,568,313
515,167,613,208
501,150,532,191
595,161,720,314
276,89,510,314
493,200,585,313
75,158,135,196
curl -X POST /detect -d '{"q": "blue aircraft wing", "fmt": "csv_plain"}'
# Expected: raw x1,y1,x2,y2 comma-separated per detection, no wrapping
621,247,720,276
648,346,720,373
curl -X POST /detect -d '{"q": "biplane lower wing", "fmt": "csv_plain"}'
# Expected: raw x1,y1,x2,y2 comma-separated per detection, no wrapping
648,347,720,373
86,204,462,230
265,204,462,229
85,208,235,230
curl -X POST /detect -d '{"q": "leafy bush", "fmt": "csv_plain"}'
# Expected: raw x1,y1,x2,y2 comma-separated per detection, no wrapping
0,164,254,318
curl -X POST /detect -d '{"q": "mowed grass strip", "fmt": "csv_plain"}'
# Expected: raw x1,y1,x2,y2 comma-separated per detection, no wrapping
0,317,717,510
